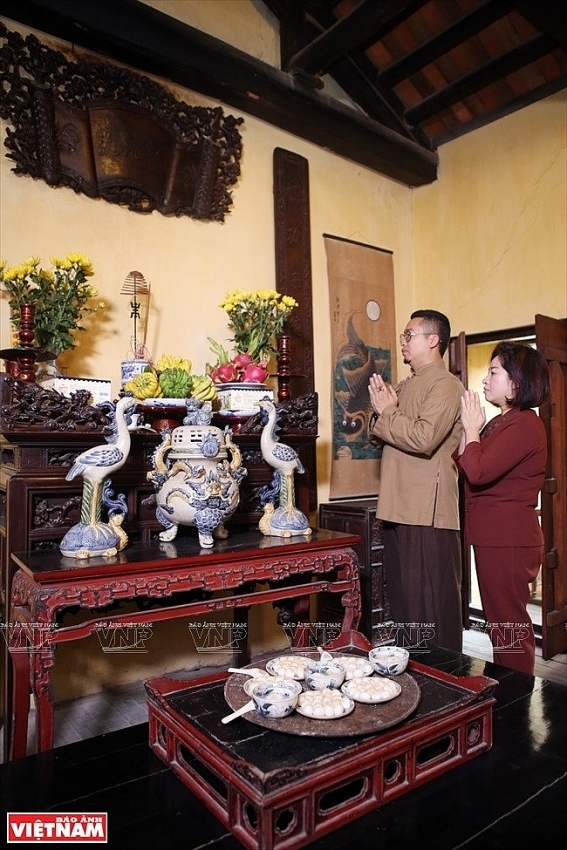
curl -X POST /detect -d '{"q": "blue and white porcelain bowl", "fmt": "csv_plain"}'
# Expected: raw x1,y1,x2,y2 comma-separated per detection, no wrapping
250,681,299,718
368,646,410,676
304,661,346,690
243,675,302,698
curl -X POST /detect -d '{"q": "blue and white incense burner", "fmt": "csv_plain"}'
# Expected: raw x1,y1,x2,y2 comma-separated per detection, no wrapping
147,402,247,548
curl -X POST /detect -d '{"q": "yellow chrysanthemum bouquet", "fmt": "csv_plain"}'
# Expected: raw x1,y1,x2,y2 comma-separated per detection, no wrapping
0,253,104,354
208,288,298,383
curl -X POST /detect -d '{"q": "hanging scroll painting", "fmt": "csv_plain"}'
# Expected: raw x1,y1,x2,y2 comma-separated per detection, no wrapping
324,235,396,499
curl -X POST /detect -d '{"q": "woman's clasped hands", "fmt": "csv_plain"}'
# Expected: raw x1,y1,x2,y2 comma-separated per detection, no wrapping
458,388,487,453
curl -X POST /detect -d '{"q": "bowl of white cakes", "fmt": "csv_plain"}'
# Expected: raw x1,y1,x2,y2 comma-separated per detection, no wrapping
368,645,410,676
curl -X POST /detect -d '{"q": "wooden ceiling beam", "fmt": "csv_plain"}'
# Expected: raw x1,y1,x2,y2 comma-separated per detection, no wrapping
432,74,567,145
378,0,512,86
286,0,425,75
0,0,438,185
406,33,555,125
267,0,426,145
508,0,567,53
296,1,432,147
262,0,310,69
321,55,426,143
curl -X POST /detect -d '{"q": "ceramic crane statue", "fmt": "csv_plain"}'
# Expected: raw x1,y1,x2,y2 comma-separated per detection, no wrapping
256,398,312,538
59,395,137,559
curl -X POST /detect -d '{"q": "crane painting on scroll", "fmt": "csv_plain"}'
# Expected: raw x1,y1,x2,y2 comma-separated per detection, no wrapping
324,235,396,499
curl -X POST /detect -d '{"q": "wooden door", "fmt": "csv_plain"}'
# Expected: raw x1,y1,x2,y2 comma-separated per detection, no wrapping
452,319,567,658
535,314,567,659
448,332,470,627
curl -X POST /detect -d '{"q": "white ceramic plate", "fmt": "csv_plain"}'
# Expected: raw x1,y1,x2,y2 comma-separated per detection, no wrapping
295,694,355,720
214,409,257,417
341,678,402,704
265,655,313,680
141,398,187,406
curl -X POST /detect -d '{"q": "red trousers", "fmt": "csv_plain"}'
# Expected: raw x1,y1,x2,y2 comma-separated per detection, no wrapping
474,545,542,675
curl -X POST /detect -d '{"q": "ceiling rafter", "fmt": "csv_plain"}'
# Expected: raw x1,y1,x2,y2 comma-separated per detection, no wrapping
376,0,512,86
286,0,426,75
432,75,567,146
0,0,438,185
405,33,557,125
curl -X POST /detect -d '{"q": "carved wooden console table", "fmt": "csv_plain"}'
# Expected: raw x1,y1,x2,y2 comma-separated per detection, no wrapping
0,374,319,760
7,530,361,761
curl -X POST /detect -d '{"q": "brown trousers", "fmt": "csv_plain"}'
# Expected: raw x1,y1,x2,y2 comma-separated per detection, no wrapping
383,523,463,653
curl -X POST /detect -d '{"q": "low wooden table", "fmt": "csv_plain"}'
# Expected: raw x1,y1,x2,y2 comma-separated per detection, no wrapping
1,646,565,850
6,529,361,761
145,637,498,850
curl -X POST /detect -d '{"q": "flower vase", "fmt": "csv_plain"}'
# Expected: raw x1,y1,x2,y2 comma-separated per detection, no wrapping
0,303,38,381
36,355,62,385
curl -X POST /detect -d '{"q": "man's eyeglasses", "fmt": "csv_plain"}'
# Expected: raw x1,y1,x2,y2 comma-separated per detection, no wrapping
399,330,431,344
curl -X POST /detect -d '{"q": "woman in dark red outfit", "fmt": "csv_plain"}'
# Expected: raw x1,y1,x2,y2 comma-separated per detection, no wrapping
456,342,550,674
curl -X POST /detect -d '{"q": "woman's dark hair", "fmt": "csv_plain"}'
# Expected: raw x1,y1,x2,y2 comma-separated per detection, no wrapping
491,341,550,409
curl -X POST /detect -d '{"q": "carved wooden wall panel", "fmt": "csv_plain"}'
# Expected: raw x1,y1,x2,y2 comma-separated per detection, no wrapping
0,24,243,221
273,149,317,509
273,148,314,396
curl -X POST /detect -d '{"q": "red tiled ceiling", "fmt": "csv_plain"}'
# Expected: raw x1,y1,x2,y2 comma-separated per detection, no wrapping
421,110,460,137
398,6,436,47
472,84,502,112
311,0,565,147
380,28,411,64
537,50,567,80
334,0,358,17
394,77,431,109
451,29,495,74
421,111,452,132
506,10,541,41
366,41,396,72
416,61,453,91
504,63,551,97
419,0,467,33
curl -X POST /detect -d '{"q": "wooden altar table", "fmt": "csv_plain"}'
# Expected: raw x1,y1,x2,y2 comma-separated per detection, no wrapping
7,529,361,761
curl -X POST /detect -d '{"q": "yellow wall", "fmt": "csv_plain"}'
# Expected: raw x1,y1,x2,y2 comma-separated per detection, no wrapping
0,2,414,697
1,1,565,698
413,92,566,332
144,0,280,62
0,7,414,508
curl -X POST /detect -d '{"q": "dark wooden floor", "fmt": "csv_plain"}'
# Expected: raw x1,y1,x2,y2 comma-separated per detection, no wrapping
2,629,563,761
2,644,566,850
461,628,567,685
